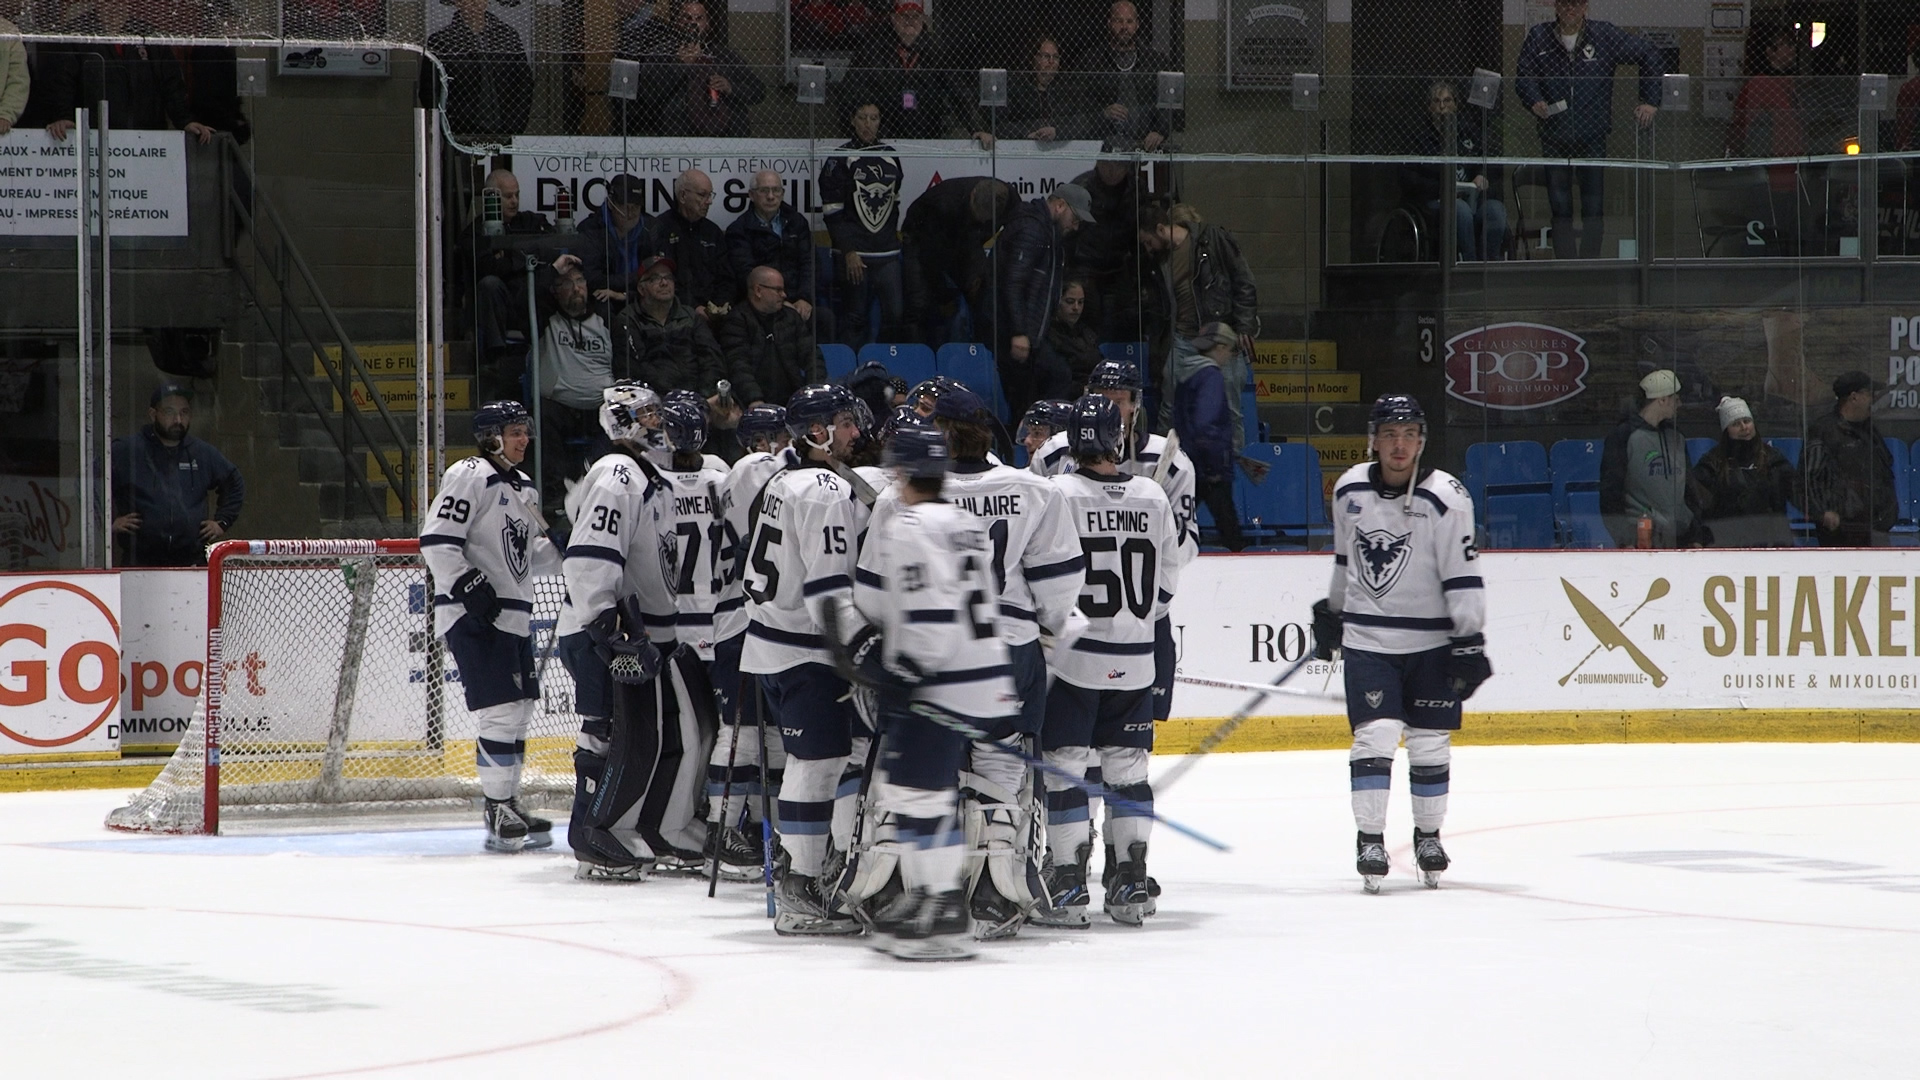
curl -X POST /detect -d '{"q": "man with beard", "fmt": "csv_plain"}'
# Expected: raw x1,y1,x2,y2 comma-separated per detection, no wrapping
111,384,245,567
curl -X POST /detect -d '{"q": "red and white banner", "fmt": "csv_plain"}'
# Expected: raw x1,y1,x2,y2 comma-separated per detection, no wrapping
118,571,208,752
0,574,122,754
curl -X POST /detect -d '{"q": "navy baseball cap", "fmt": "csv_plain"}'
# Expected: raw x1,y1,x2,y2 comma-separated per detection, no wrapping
150,382,193,406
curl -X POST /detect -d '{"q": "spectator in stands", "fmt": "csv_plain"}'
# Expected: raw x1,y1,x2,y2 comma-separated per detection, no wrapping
1895,51,1920,151
1599,369,1708,548
181,46,253,145
725,170,830,340
1069,137,1146,341
1086,0,1170,151
1170,322,1246,551
650,168,735,315
842,2,991,146
467,168,555,400
533,259,617,523
605,0,673,133
1044,279,1105,389
111,384,245,568
1402,80,1508,261
639,0,763,137
1514,0,1662,259
1139,202,1259,449
720,266,826,410
1802,370,1898,547
1005,35,1086,142
1725,25,1806,200
791,0,878,52
819,100,906,347
614,254,729,399
574,173,652,306
1692,395,1801,548
424,0,534,138
901,176,1015,344
0,11,25,136
997,182,1092,420
41,1,213,143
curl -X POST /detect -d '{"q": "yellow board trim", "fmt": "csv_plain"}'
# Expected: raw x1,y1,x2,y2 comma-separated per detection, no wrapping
0,751,122,765
0,763,165,793
1152,711,1920,753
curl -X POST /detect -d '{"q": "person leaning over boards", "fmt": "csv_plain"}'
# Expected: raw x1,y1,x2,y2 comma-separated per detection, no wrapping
1691,396,1801,548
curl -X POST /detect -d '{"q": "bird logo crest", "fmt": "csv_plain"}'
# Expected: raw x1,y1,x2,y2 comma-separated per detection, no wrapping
1354,528,1413,599
501,518,531,582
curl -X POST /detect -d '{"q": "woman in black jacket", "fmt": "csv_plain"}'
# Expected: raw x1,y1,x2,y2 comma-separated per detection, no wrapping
1692,396,1802,548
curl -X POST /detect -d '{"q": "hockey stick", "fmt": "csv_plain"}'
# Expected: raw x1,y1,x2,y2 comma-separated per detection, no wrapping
1152,426,1182,486
1153,651,1317,796
754,677,776,918
825,458,879,506
707,670,747,898
1175,672,1345,700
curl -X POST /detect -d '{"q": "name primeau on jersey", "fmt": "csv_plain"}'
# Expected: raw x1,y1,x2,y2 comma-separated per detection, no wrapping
674,493,715,516
1084,509,1151,533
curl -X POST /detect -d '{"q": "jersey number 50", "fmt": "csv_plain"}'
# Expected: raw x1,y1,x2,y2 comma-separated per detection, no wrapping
1079,536,1156,619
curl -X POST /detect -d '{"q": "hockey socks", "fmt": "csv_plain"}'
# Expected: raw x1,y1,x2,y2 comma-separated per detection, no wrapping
1349,757,1393,835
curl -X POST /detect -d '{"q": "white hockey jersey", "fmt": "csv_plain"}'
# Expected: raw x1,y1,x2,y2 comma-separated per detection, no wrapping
853,498,1019,720
739,454,871,675
1047,469,1184,691
1327,463,1485,655
713,451,787,645
1033,427,1199,568
420,455,560,638
912,461,1085,647
662,461,733,658
556,449,679,644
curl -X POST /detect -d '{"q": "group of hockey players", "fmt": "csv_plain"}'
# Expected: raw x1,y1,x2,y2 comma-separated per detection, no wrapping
420,363,1494,959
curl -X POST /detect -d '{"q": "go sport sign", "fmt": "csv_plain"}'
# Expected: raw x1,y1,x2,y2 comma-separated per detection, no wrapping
0,575,122,754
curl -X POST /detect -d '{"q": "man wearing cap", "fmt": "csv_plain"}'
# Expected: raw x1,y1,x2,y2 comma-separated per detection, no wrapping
1169,322,1247,551
842,1,991,146
614,254,730,403
997,182,1094,419
1803,371,1898,547
573,172,653,307
1692,396,1801,548
1599,369,1708,548
649,168,735,316
111,384,245,567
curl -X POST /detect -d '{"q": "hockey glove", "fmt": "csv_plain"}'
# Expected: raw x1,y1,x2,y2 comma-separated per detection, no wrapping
847,624,923,690
585,605,662,686
1446,633,1493,700
1311,599,1343,661
449,568,500,625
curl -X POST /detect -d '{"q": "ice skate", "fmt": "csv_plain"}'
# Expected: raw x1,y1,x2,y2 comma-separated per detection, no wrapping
1103,842,1152,926
774,873,861,936
1028,844,1092,928
1356,831,1389,894
967,873,1025,941
706,826,763,881
483,798,528,853
571,828,653,881
874,888,975,962
508,799,553,850
1415,828,1449,889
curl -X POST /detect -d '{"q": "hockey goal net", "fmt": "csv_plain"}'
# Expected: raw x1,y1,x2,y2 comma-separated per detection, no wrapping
108,539,579,834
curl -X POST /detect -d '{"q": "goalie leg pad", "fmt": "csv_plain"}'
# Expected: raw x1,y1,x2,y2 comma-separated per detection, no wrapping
1404,727,1452,833
651,649,716,858
1349,718,1404,836
962,764,1046,935
558,631,612,725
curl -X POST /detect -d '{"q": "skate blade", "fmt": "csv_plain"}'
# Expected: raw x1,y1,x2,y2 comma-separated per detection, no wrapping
574,861,649,882
886,937,977,962
969,913,1026,941
1421,870,1443,889
484,835,527,854
1104,901,1149,926
774,912,864,936
1027,907,1092,929
1362,874,1384,894
650,856,706,876
521,832,554,851
708,860,762,881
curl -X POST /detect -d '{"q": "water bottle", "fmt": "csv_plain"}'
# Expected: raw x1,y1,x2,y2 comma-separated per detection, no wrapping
554,187,576,235
481,188,503,237
1636,515,1653,549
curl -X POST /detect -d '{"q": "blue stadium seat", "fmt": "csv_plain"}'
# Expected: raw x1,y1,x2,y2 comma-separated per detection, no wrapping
1686,437,1715,465
1099,341,1149,374
1549,439,1608,548
1485,492,1558,549
1463,441,1551,549
820,343,856,382
1764,436,1801,466
1239,388,1266,444
1890,438,1917,544
1236,442,1331,546
935,342,1010,421
1564,490,1611,549
858,342,936,388
1766,437,1814,544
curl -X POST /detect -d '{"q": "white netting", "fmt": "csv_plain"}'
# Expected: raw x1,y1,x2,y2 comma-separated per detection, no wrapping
107,541,580,834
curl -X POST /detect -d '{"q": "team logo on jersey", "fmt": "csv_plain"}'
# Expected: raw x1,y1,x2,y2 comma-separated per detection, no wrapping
1106,669,1128,680
1365,690,1384,708
501,517,531,581
659,531,681,595
1354,528,1413,599
1344,500,1362,514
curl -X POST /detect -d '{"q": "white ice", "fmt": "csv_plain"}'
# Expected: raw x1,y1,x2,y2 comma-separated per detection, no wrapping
4,743,1917,1079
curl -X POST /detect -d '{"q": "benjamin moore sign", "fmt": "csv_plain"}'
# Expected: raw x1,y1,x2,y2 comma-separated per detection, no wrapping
0,130,189,238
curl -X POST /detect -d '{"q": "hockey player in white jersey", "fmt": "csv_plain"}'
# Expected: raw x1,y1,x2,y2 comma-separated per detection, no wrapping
922,384,1087,938
418,401,562,853
1017,398,1074,465
704,404,790,877
739,384,873,934
844,421,1021,960
1315,394,1491,893
1036,394,1184,926
556,383,686,879
659,397,731,661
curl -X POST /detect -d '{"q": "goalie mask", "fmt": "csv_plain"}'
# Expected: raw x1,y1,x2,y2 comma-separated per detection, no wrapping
600,382,662,446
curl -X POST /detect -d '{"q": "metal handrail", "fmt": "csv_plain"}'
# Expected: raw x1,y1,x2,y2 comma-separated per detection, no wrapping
215,135,415,523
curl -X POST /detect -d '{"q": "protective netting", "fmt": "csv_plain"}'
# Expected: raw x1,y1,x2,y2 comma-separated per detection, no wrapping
107,541,579,834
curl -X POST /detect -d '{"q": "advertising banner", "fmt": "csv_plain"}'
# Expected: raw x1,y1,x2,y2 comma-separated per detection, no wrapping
0,129,189,238
0,574,122,755
118,571,207,752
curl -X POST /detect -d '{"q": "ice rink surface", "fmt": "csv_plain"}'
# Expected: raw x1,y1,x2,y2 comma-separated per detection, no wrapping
5,742,1917,1079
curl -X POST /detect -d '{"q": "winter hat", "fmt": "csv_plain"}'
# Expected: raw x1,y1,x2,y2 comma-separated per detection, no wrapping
1716,396,1753,430
1639,369,1680,399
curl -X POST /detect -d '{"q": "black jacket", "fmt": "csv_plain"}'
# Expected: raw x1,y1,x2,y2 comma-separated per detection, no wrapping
819,139,904,256
725,202,817,305
1692,434,1801,548
1144,222,1261,346
40,26,192,131
841,31,979,140
111,427,244,567
425,14,533,137
1004,76,1088,140
638,38,764,138
1085,43,1171,142
614,299,728,395
1400,108,1504,204
1045,317,1105,388
1067,167,1143,276
718,303,824,407
650,208,735,310
1803,410,1899,534
996,198,1063,344
572,204,653,299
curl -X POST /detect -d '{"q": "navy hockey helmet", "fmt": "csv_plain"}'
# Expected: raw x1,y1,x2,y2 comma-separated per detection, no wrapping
883,419,951,479
1066,393,1124,459
930,383,989,424
785,383,858,445
737,403,788,451
473,400,533,452
1367,393,1427,437
909,375,963,416
1017,398,1074,444
1085,359,1143,397
660,394,709,453
879,403,921,444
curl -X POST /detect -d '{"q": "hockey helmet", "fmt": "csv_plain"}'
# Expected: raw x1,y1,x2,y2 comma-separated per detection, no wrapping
660,394,709,453
1085,359,1143,397
930,383,989,424
737,403,788,452
883,418,951,479
785,383,858,446
1367,393,1427,436
473,400,533,453
1017,398,1074,445
600,382,662,445
879,403,921,445
1065,393,1124,459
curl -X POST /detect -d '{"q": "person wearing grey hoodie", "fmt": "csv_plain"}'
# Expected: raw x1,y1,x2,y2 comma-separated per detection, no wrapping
1599,368,1709,548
